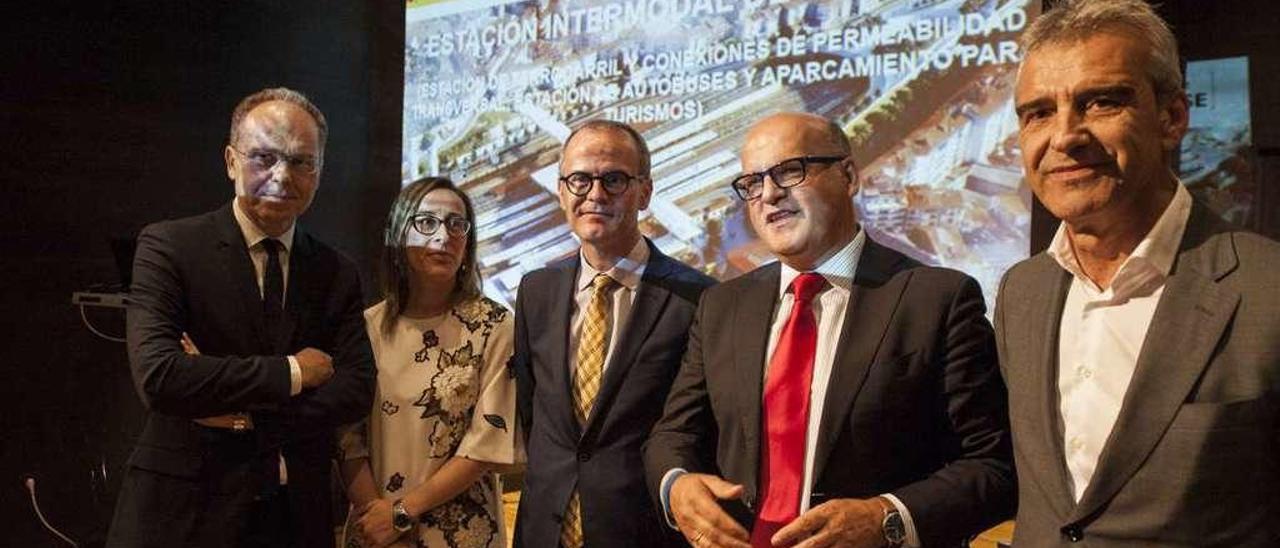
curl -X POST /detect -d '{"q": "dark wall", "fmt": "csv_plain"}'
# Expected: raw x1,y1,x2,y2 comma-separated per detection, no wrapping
1162,0,1280,240
0,2,402,546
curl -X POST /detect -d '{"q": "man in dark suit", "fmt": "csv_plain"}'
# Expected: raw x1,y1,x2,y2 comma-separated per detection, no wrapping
645,112,1014,548
997,1,1280,545
512,120,715,548
107,87,375,548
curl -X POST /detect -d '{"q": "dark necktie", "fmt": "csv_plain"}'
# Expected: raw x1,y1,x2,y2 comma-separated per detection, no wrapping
261,239,284,339
752,272,826,548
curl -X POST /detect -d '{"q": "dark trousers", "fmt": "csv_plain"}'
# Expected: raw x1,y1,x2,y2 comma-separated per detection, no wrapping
245,485,295,548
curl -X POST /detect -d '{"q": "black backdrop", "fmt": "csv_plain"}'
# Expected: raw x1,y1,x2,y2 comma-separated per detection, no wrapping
0,1,1275,546
0,2,403,545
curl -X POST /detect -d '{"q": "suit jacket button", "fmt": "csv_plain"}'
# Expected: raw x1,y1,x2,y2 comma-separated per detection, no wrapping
577,451,591,462
1060,525,1083,542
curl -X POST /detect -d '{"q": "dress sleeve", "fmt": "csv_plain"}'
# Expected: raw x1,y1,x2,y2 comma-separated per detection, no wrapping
454,303,522,466
337,305,384,462
337,418,371,461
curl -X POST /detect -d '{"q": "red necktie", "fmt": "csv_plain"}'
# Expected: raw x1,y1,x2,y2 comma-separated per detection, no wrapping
752,272,826,548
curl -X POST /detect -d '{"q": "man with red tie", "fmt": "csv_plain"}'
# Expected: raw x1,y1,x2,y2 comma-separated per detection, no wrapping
643,112,1015,547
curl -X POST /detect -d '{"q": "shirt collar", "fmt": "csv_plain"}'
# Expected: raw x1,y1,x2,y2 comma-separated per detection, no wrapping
576,237,650,293
232,199,295,253
778,227,866,300
1046,182,1192,294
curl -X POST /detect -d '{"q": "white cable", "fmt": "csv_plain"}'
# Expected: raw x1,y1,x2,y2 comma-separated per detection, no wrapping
24,477,80,547
79,305,126,342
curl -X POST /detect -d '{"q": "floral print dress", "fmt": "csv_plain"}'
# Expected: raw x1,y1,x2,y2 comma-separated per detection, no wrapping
341,297,520,548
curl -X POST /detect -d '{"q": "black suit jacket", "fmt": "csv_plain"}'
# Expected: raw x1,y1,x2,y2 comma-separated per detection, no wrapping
107,204,375,548
644,238,1015,546
512,240,715,548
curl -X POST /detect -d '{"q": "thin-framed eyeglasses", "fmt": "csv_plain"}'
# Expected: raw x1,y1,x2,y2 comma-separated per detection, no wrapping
411,213,471,238
559,171,642,196
230,146,320,175
730,155,847,201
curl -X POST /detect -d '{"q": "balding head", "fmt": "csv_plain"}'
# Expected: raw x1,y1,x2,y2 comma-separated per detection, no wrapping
742,113,850,171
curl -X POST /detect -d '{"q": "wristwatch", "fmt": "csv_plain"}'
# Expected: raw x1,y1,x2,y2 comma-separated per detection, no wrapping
881,504,906,547
392,499,414,533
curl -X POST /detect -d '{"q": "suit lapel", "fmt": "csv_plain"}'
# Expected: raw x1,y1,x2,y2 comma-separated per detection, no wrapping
583,243,674,434
548,259,581,438
733,263,779,498
1024,258,1076,518
1072,205,1240,521
812,239,908,482
213,205,270,353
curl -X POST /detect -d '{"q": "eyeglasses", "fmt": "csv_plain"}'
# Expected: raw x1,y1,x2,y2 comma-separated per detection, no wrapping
559,171,642,196
730,155,847,201
411,213,471,238
231,146,320,175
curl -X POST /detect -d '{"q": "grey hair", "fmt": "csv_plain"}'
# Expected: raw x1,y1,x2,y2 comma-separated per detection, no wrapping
228,87,329,159
561,119,652,178
1023,0,1182,98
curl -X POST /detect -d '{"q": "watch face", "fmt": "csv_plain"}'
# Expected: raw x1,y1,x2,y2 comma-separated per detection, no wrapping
883,511,906,544
393,502,413,531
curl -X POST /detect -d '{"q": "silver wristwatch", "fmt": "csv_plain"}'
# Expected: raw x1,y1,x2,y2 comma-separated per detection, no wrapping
392,499,414,533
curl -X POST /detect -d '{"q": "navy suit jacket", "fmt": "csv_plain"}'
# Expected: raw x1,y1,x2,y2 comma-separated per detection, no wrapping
513,240,714,548
108,204,375,548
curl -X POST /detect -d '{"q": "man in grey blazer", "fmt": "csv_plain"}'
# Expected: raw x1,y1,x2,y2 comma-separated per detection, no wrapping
998,1,1280,545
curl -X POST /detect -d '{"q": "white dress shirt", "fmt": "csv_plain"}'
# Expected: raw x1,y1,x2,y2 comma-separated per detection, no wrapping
568,237,649,382
662,229,921,546
1048,183,1191,501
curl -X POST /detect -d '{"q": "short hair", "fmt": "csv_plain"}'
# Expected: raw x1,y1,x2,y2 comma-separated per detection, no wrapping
228,87,329,157
377,176,483,335
561,120,652,178
1023,0,1182,99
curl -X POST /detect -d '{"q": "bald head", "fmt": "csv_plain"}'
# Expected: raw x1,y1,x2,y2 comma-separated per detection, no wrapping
741,113,851,174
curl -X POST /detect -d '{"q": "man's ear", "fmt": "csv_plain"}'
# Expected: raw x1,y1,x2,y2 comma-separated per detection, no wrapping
638,176,654,210
224,145,238,181
1159,93,1190,153
844,159,860,198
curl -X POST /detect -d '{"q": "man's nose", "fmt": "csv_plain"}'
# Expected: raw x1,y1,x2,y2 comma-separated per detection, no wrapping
1048,110,1091,153
759,175,787,204
585,178,611,202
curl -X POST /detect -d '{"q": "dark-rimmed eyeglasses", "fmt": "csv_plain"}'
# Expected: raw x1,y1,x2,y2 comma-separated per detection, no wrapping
231,146,320,175
730,155,846,201
559,171,642,196
411,213,471,238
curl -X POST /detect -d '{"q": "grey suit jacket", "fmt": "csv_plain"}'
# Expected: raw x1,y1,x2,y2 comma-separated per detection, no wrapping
995,202,1280,547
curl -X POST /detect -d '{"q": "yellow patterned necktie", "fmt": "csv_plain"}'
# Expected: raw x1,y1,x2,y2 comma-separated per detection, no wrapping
561,272,614,548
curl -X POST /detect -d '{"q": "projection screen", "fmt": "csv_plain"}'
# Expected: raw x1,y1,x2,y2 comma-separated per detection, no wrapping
405,0,1040,308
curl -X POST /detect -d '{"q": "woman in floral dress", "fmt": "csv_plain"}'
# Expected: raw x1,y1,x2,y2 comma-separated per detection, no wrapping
341,177,520,548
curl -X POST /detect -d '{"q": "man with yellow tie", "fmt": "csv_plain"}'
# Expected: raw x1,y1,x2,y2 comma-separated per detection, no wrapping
511,120,715,548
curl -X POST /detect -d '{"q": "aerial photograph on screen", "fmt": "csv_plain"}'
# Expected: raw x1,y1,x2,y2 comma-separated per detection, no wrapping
404,0,1039,308
1180,56,1254,228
